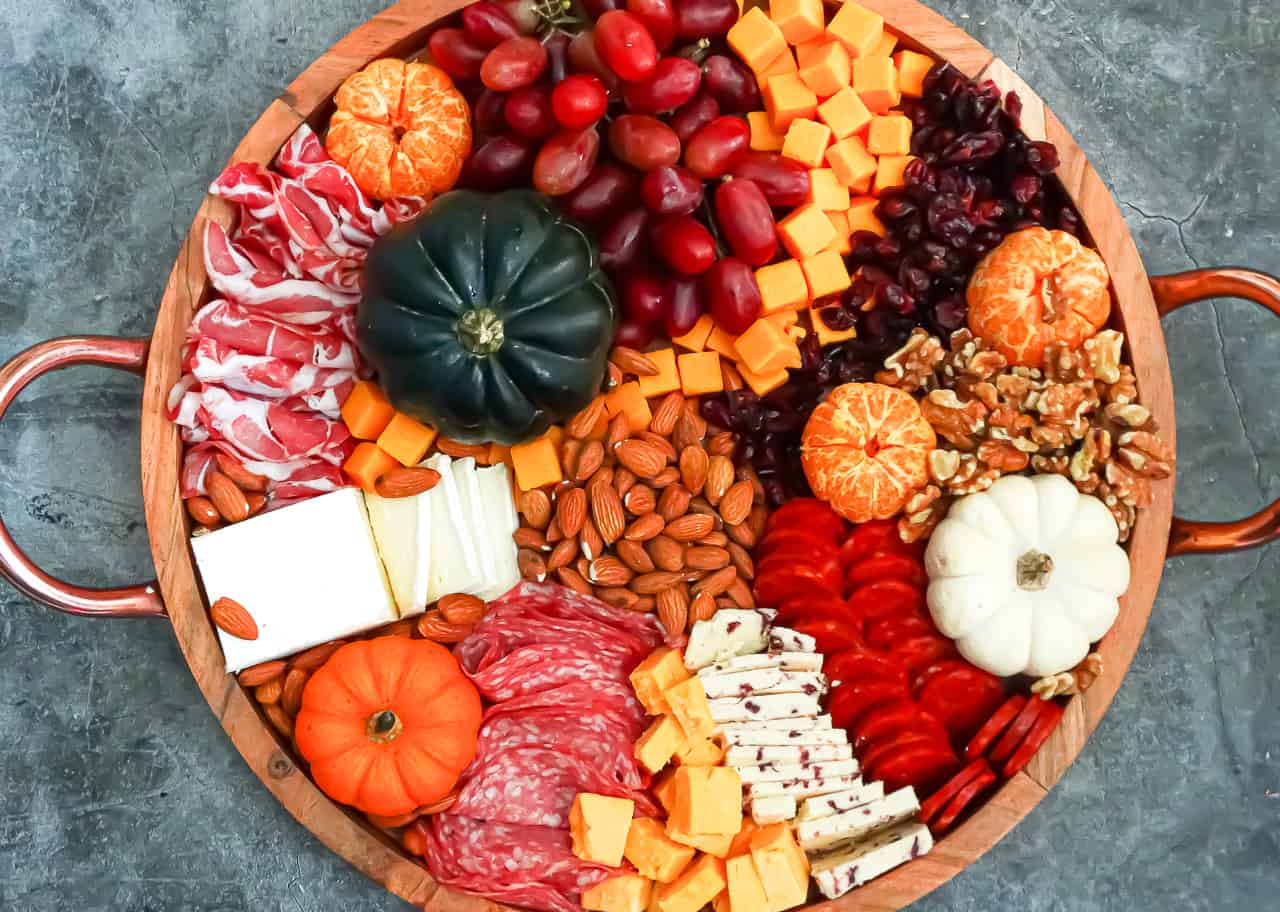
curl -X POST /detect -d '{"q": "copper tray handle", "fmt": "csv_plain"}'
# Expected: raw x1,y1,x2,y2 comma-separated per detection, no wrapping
1153,268,1280,556
0,337,166,618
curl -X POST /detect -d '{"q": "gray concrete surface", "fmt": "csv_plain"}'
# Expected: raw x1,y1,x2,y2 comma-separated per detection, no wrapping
0,1,1276,909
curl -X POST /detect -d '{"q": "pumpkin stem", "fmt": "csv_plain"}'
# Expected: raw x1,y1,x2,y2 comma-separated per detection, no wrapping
1016,550,1054,590
457,308,506,356
366,709,404,744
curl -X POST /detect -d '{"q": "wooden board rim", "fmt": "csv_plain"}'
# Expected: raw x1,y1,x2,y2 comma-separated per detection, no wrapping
137,2,1176,910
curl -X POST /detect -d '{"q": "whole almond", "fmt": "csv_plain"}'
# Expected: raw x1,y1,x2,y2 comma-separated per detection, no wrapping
672,409,704,451
708,432,737,458
639,431,677,464
747,505,769,540
738,465,766,505
436,438,490,459
648,535,685,572
685,546,731,571
556,566,594,596
255,677,283,705
518,489,552,530
632,595,656,613
588,466,615,496
239,659,287,687
606,412,631,449
720,359,745,392
580,516,605,561
186,496,220,528
656,588,689,641
623,484,656,516
726,576,756,609
688,497,724,530
727,520,758,549
374,466,441,499
597,587,641,611
588,556,633,587
547,538,578,572
575,556,592,580
607,362,623,389
613,468,637,498
658,484,692,523
610,345,659,376
546,517,564,544
716,596,738,611
727,542,755,580
689,590,717,626
591,483,627,544
615,439,666,478
718,481,754,526
282,667,310,716
206,471,250,523
667,513,715,543
700,531,730,547
211,596,258,640
649,392,685,436
518,548,548,581
557,487,587,538
631,571,685,595
247,494,268,517
624,512,665,542
417,610,473,643
651,466,681,488
291,640,346,671
575,440,605,482
264,703,294,738
380,619,417,638
616,539,656,573
567,397,606,439
692,566,738,597
438,593,486,626
513,527,549,551
679,446,709,495
704,456,735,505
215,453,270,493
559,439,582,479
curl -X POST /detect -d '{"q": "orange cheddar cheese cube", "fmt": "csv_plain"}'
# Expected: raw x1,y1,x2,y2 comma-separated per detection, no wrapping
635,714,688,774
748,824,810,912
825,135,878,192
755,259,809,314
824,210,853,255
376,412,437,467
853,55,901,112
343,442,399,493
780,118,831,168
874,154,916,195
675,736,725,767
764,309,799,330
754,47,797,81
738,363,790,397
340,380,396,440
671,766,743,836
867,113,913,156
510,434,562,491
807,168,851,211
762,73,817,131
894,49,935,97
747,111,786,152
847,196,887,237
801,249,852,300
827,1,885,59
625,818,696,884
665,822,737,859
793,37,825,68
797,41,851,99
872,31,899,57
728,819,761,858
630,646,690,715
713,893,732,912
584,875,653,912
637,347,682,398
677,351,726,397
571,793,635,866
810,305,859,346
725,855,770,912
816,86,873,140
663,674,715,739
653,855,728,912
653,768,678,815
606,381,654,432
672,314,716,351
705,327,741,362
768,0,823,44
734,318,794,375
777,204,837,259
488,442,512,466
728,8,788,73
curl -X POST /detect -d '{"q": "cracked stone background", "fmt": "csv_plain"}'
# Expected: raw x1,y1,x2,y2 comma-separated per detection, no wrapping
0,0,1276,909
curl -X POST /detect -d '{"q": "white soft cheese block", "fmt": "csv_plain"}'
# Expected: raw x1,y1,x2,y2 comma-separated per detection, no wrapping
364,487,432,618
768,626,817,653
718,717,847,747
700,652,823,676
477,463,521,599
797,782,886,822
684,609,769,670
797,787,920,853
749,793,797,826
749,774,862,801
451,457,500,597
423,454,487,599
726,743,853,767
708,692,821,723
735,758,860,785
700,668,827,700
191,488,397,672
811,821,934,899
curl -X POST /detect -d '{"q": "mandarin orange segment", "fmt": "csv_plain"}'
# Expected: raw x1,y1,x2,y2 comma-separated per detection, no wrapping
325,59,471,202
801,383,935,523
966,227,1112,366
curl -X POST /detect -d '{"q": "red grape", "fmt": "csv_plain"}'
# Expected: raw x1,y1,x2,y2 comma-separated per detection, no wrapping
621,57,702,114
599,207,651,273
730,152,812,207
626,0,676,51
664,275,704,336
640,166,704,216
544,30,570,83
480,36,548,91
462,1,521,48
561,162,639,224
608,115,681,170
670,92,721,145
533,128,601,196
652,216,716,275
615,319,655,349
582,0,623,17
504,87,556,138
461,135,538,190
674,0,738,39
714,179,777,265
567,30,621,91
473,89,510,135
428,28,488,79
702,55,762,113
684,115,750,178
623,273,670,324
551,74,609,129
704,258,763,334
594,11,659,82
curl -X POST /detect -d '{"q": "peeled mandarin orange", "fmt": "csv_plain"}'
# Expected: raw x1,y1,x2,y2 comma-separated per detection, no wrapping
966,226,1111,367
801,383,936,524
326,59,471,201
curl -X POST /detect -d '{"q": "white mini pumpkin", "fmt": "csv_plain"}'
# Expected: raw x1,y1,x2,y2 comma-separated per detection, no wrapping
924,474,1130,678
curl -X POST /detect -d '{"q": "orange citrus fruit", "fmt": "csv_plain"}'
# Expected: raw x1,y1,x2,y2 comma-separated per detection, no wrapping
326,59,471,201
801,383,936,523
967,226,1111,366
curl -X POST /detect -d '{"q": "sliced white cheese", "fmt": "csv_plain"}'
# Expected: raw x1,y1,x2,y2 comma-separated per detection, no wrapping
811,821,934,899
708,692,821,723
477,463,521,599
700,651,824,676
684,609,769,670
700,668,827,700
451,457,500,598
749,793,797,826
364,486,431,618
722,714,833,732
726,743,853,767
423,454,486,599
796,787,920,853
718,718,847,747
768,626,817,653
749,774,862,802
191,488,397,671
797,782,886,822
735,758,860,785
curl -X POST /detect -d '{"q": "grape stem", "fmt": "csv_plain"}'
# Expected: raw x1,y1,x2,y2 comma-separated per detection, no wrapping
534,0,581,34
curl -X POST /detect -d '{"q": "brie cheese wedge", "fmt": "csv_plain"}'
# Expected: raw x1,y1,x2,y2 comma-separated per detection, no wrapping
810,821,934,899
423,454,486,599
476,463,521,599
364,486,431,618
451,457,500,597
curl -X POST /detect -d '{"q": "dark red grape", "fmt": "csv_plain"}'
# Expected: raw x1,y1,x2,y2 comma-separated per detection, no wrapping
615,319,655,348
462,1,520,48
674,0,738,38
428,28,488,80
684,115,750,178
582,0,624,17
623,272,670,324
599,207,651,273
664,276,703,336
560,162,638,223
713,179,777,266
461,134,538,190
626,0,676,51
567,31,621,91
544,30,571,84
503,87,556,138
730,152,811,206
473,89,510,135
608,114,681,170
533,128,600,195
702,55,761,113
704,258,762,334
481,36,547,91
640,166,703,216
670,92,721,145
551,74,609,128
594,11,659,82
620,57,701,114
652,216,716,275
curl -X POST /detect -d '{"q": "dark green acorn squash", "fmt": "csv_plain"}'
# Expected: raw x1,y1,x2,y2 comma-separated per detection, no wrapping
356,189,616,445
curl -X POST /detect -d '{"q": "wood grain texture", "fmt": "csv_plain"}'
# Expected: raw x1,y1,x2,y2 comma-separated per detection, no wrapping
138,1,1175,910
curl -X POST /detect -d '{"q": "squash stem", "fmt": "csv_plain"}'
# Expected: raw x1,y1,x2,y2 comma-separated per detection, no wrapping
366,709,404,744
1016,550,1054,590
457,308,506,356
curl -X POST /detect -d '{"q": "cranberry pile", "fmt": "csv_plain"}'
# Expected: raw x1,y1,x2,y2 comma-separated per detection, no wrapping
430,0,813,347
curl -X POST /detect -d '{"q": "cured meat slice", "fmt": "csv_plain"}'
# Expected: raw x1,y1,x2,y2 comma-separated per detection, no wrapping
478,704,649,791
190,299,358,370
463,641,644,703
489,582,666,647
487,681,649,739
186,337,355,417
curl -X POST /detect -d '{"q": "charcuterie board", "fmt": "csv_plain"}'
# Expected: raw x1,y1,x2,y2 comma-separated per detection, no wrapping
0,0,1277,911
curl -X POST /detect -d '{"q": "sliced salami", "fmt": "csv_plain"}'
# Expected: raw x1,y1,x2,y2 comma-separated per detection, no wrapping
478,705,649,791
464,641,643,703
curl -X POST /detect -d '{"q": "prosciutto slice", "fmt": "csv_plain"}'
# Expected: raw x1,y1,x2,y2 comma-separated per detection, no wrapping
189,299,357,370
185,337,354,417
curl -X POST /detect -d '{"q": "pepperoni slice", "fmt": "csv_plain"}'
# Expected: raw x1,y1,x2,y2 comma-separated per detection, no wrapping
1001,700,1066,777
853,699,950,751
987,695,1049,764
846,579,926,622
766,499,846,538
964,695,1028,760
865,614,935,650
828,677,909,730
888,635,960,672
910,658,972,694
860,729,953,774
826,650,909,689
775,595,849,625
845,552,929,589
918,665,1007,741
758,529,841,559
757,552,841,582
867,741,961,794
932,767,999,834
754,564,842,604
794,618,869,656
839,520,904,565
919,758,993,824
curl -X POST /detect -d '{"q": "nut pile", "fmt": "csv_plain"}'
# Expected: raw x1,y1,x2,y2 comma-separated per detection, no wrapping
878,328,1174,542
514,349,767,643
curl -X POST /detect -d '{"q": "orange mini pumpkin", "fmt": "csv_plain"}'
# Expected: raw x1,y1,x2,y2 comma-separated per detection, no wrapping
294,637,482,817
801,383,936,523
966,226,1111,366
326,59,471,201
